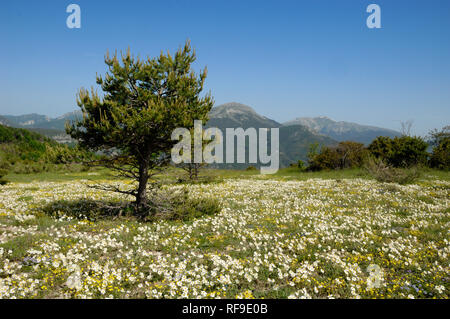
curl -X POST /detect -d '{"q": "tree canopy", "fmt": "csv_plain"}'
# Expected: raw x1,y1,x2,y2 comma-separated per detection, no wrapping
67,41,214,211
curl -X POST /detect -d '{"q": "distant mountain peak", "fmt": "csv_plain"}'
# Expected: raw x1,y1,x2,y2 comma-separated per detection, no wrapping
283,116,400,144
209,102,280,128
210,102,258,117
56,110,82,120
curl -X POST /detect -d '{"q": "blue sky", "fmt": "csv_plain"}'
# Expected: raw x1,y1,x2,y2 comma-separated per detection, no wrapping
1,0,449,136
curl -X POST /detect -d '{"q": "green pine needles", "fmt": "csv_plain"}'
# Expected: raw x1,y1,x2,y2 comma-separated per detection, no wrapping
67,41,214,211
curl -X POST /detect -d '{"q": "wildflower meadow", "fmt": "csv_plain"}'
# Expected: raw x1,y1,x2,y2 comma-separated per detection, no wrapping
0,174,448,299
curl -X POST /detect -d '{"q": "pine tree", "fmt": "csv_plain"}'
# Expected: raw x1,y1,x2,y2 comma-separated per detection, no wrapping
67,41,213,212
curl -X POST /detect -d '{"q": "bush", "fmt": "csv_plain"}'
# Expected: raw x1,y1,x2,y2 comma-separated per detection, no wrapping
0,155,10,182
428,126,450,170
144,189,221,222
289,160,306,170
390,136,428,167
307,141,367,171
364,156,420,184
0,168,9,185
429,138,450,170
367,136,392,159
308,147,340,171
245,165,257,171
368,136,428,168
41,199,119,220
297,160,306,171
336,141,368,168
12,162,46,174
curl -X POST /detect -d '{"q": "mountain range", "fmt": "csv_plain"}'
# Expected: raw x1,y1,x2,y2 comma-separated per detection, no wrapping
0,111,82,130
204,103,337,168
283,116,401,145
0,102,401,168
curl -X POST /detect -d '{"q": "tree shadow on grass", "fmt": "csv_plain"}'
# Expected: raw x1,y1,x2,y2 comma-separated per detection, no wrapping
39,199,134,221
38,190,222,222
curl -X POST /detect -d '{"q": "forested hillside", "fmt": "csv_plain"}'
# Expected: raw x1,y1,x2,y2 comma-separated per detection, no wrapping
0,124,93,174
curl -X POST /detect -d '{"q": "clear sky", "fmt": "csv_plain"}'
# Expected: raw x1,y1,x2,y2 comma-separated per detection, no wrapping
1,0,449,136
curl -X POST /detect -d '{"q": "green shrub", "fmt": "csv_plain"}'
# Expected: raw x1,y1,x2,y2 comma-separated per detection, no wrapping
0,168,9,185
0,155,9,184
167,196,221,221
364,156,420,184
429,139,450,170
245,165,257,171
390,136,428,167
335,141,368,168
368,136,428,168
11,162,47,174
307,141,367,171
428,126,450,170
40,199,113,220
308,147,340,171
367,136,392,159
145,189,221,222
297,160,306,171
12,163,31,174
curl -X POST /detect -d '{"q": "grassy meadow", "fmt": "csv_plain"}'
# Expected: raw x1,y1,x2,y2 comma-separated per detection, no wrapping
0,167,449,298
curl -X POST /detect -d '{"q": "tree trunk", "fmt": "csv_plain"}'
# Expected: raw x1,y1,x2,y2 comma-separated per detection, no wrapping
193,164,199,180
135,161,149,210
188,164,194,180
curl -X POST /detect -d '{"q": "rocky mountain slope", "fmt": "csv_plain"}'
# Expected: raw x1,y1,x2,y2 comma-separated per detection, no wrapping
283,116,401,145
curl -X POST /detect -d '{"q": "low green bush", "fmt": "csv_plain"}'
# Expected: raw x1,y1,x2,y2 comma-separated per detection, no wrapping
145,189,221,222
297,160,306,171
0,156,10,184
0,168,9,185
364,156,420,184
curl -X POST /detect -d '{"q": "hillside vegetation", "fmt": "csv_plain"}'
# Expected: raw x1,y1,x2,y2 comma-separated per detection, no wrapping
0,124,93,175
